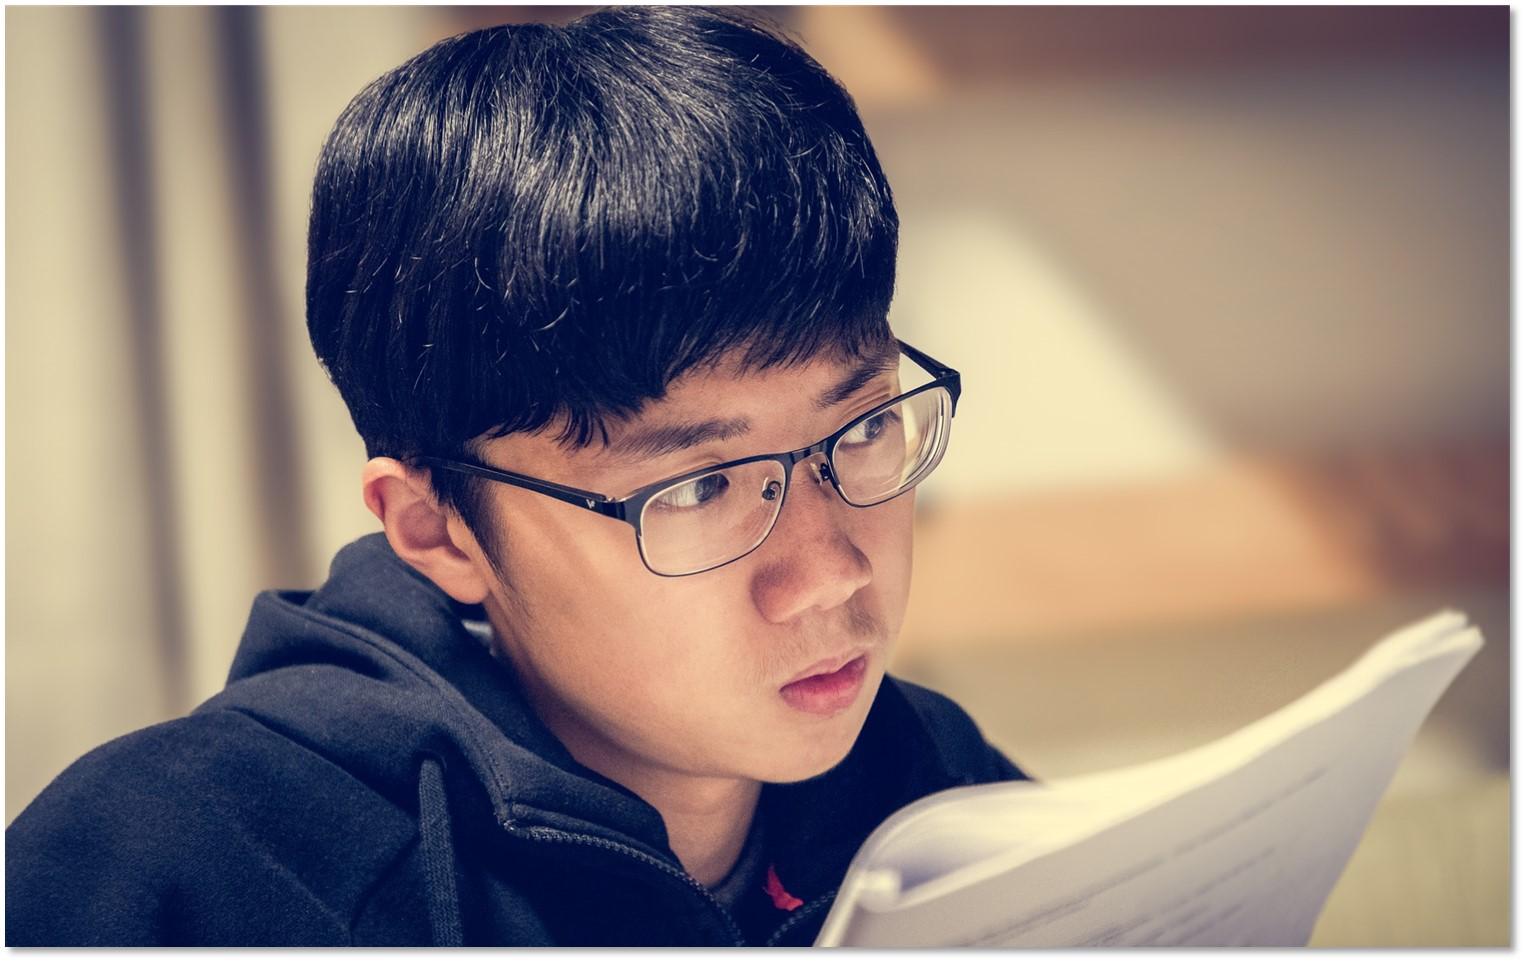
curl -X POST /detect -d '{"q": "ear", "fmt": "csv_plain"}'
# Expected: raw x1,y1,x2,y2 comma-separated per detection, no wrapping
361,457,493,605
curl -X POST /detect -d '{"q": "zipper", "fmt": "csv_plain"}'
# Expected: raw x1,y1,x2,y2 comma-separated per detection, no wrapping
765,889,838,947
502,819,747,947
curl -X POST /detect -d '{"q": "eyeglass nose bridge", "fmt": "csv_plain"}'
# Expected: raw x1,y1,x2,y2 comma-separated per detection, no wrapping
748,445,846,555
777,440,838,490
747,450,843,558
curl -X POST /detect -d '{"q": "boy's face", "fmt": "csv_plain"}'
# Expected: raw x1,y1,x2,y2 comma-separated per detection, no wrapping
460,344,916,787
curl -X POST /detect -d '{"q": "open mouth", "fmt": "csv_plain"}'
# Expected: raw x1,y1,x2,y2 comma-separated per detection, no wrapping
779,655,868,717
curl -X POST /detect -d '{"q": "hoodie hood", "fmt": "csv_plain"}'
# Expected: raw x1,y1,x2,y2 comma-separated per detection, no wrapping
204,532,1011,934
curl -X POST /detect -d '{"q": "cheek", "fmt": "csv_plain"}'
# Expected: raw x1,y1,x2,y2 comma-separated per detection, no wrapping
500,520,746,708
858,492,917,615
519,574,768,774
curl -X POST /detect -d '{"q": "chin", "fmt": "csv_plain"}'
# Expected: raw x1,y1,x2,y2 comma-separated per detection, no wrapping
755,703,874,784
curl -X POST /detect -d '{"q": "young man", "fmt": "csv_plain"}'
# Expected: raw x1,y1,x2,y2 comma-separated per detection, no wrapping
7,7,1026,946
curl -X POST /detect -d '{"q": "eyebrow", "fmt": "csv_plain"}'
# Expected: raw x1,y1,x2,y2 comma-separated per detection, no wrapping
601,416,753,461
811,346,901,411
601,344,903,462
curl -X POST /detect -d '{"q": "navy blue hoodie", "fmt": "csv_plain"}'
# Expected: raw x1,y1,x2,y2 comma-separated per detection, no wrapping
7,533,1028,946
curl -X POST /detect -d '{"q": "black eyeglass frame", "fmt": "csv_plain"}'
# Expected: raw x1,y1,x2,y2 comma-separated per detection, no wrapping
416,339,961,576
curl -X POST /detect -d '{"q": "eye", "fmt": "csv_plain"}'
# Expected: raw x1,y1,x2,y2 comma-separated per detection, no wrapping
840,408,900,447
650,472,731,512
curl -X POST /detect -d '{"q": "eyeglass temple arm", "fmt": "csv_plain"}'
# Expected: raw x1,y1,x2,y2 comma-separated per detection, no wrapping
415,457,627,520
897,339,962,412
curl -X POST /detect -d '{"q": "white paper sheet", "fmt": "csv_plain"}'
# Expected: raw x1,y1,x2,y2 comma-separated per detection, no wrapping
816,610,1482,947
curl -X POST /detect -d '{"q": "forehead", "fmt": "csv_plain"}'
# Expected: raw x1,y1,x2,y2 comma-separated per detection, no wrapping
485,340,902,479
646,341,897,411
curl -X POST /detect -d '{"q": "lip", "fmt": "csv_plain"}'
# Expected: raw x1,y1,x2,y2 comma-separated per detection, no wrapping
783,649,869,687
779,653,870,717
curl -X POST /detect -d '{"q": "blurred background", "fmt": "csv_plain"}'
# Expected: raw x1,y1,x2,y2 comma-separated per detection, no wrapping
5,5,1508,946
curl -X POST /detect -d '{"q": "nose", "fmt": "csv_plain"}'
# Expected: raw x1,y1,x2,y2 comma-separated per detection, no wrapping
749,453,873,624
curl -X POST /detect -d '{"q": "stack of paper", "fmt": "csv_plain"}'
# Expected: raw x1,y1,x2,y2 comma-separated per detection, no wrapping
817,610,1483,947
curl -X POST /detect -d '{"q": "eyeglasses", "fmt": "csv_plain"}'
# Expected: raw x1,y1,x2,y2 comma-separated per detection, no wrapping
418,340,960,577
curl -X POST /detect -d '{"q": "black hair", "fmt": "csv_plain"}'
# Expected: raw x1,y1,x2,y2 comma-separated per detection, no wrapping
305,6,899,564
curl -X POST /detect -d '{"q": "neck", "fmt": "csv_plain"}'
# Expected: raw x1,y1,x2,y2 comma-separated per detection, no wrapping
537,709,762,886
621,771,762,887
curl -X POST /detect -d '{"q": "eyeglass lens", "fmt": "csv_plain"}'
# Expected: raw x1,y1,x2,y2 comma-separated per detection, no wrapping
636,387,953,576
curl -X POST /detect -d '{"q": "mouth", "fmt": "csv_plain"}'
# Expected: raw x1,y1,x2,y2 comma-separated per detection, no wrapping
779,651,870,717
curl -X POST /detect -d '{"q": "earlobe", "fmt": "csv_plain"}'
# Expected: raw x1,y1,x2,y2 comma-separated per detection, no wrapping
361,457,492,605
